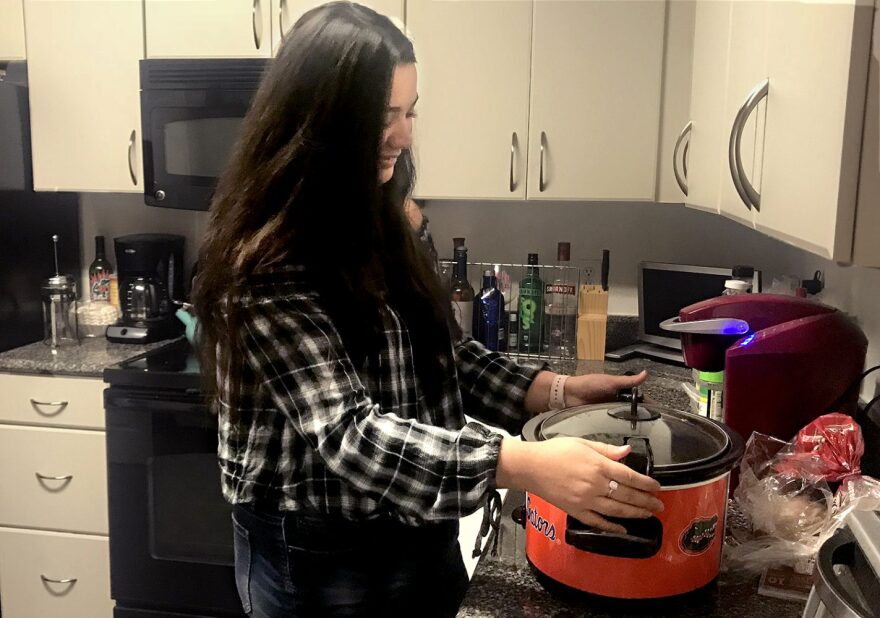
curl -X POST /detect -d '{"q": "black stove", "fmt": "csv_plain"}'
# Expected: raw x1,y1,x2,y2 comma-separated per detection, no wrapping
104,339,244,618
104,337,202,392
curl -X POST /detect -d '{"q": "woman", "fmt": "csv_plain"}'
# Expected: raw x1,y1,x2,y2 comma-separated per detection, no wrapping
193,3,662,617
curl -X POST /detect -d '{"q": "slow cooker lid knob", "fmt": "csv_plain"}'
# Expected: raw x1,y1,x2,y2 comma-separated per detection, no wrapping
607,387,661,422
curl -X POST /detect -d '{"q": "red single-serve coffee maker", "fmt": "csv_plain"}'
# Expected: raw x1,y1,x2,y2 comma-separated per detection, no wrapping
662,294,867,442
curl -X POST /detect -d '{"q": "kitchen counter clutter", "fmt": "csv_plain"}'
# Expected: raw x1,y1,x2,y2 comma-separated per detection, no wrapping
458,357,805,618
0,336,175,377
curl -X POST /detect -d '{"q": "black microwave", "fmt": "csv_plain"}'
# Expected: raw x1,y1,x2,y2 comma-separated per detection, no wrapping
140,58,269,211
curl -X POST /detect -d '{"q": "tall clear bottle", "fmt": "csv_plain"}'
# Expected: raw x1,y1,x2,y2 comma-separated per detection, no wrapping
518,253,544,354
544,242,577,358
450,245,475,338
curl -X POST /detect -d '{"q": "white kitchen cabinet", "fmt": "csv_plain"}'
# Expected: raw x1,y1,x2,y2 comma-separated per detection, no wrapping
273,0,405,54
683,0,731,214
0,0,25,60
145,0,273,58
717,1,769,227
757,0,873,261
409,0,532,200
853,7,880,268
0,528,112,618
24,0,144,192
687,0,873,261
526,1,665,200
0,373,110,617
655,0,696,204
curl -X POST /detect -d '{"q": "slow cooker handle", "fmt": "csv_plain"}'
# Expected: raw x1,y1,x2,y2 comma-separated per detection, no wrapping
564,515,663,559
563,436,661,558
622,436,654,476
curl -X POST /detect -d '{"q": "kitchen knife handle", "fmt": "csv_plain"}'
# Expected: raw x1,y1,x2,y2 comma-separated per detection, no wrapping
600,249,610,292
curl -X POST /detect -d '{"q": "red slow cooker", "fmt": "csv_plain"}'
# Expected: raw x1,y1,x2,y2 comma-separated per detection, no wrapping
517,393,744,600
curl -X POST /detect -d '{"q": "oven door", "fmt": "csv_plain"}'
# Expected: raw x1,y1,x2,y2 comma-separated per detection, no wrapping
105,387,245,617
141,88,253,211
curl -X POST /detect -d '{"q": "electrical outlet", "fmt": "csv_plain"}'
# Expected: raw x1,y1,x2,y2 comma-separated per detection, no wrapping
583,267,595,286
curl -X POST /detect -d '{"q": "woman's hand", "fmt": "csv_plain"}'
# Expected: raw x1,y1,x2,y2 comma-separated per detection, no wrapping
496,437,663,533
564,370,647,406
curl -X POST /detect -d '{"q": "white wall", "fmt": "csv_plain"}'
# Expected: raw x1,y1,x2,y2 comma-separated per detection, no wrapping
424,199,880,398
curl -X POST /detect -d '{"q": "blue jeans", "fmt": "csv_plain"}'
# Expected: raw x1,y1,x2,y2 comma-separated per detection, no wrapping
232,503,469,618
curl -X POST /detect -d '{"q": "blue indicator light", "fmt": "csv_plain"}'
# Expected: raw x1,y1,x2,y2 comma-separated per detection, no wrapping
739,333,757,347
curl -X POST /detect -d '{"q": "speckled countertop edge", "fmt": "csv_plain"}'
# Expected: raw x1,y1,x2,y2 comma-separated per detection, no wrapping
0,337,181,378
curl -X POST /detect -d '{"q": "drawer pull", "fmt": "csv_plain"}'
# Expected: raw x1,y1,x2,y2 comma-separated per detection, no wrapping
29,398,69,416
40,573,77,586
35,473,73,491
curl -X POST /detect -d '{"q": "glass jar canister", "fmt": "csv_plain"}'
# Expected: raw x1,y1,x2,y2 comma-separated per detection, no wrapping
41,274,79,348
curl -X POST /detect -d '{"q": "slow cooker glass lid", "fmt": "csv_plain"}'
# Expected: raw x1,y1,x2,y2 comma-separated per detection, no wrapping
537,403,730,469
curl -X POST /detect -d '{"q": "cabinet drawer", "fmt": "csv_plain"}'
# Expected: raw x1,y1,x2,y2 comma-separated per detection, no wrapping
0,425,107,534
0,527,112,618
0,373,104,429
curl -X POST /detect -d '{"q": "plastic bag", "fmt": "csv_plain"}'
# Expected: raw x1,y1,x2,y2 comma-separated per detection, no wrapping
725,413,878,574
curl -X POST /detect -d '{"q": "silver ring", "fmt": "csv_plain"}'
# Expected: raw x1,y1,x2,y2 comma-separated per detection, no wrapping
607,479,619,499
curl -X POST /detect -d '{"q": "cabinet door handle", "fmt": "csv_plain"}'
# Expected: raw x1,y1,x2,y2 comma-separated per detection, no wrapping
509,132,518,193
728,79,769,211
35,473,74,482
29,398,68,416
40,575,77,586
539,131,547,192
279,0,287,39
128,129,137,186
673,121,693,196
253,0,262,50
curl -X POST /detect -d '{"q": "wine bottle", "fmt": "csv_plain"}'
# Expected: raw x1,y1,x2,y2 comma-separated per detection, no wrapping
518,253,544,354
474,269,504,351
544,242,577,358
450,246,475,338
88,236,114,302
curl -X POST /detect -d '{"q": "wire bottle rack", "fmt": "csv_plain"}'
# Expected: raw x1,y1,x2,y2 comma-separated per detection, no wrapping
441,259,590,361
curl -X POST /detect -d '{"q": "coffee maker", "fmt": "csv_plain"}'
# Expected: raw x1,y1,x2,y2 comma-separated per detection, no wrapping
662,294,867,442
106,234,185,343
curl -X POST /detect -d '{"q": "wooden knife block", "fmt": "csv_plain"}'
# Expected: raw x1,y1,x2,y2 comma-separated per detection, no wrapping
576,285,608,361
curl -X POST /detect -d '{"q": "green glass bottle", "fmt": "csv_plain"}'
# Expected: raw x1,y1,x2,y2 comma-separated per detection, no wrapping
518,253,544,353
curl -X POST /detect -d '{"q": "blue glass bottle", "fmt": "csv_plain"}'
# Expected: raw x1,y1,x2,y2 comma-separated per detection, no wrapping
474,269,504,351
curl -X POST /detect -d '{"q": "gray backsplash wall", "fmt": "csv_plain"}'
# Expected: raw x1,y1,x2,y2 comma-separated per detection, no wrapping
425,199,880,398
76,193,880,398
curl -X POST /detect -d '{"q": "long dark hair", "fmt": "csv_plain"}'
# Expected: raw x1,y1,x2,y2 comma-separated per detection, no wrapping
194,1,457,414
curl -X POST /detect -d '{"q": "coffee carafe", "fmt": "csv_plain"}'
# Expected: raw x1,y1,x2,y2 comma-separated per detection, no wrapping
106,234,185,343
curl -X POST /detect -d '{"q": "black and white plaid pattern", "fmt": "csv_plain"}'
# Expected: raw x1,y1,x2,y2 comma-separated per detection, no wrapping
217,266,544,524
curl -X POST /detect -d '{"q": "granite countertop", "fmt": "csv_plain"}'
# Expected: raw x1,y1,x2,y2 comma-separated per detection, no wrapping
0,336,180,378
457,358,806,618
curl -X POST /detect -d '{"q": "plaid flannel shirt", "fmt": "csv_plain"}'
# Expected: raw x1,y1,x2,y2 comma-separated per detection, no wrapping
217,266,544,524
